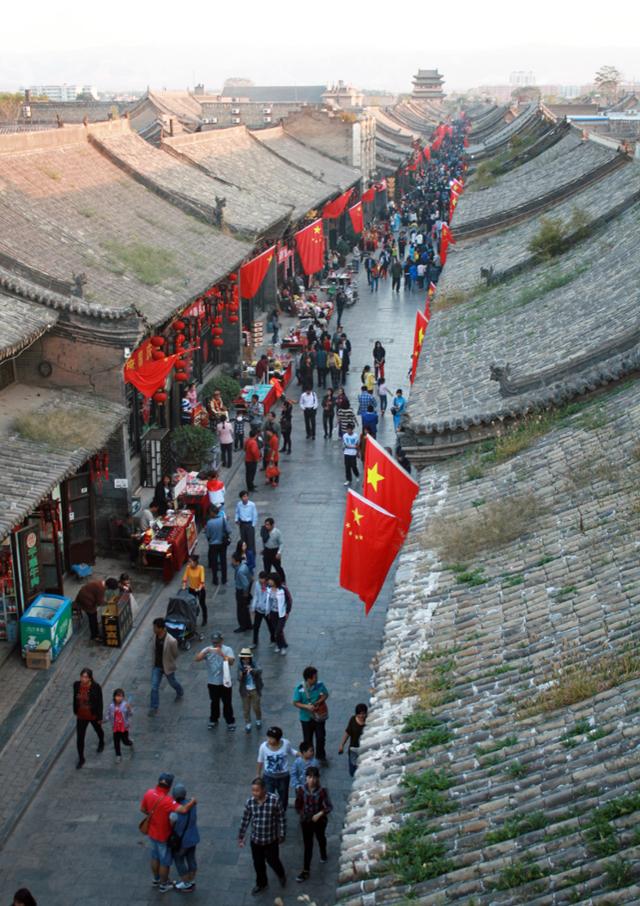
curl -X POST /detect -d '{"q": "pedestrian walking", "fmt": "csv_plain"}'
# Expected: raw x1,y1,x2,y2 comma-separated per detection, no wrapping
391,388,407,432
194,631,236,730
140,772,196,893
107,687,134,763
322,388,335,438
216,417,234,467
149,618,184,716
205,505,228,587
390,257,402,293
75,577,117,642
239,647,263,732
338,703,368,776
206,471,225,510
251,571,273,647
233,411,246,451
315,344,328,389
343,421,360,486
267,573,289,656
248,393,264,429
291,741,320,792
244,429,261,491
328,350,341,390
257,726,298,810
181,553,207,625
235,490,258,558
299,387,318,439
237,777,287,896
361,365,375,393
357,385,376,424
336,397,356,440
377,377,389,415
373,341,386,379
169,782,200,893
261,517,286,582
335,287,347,324
279,399,293,454
294,766,332,882
73,667,105,769
293,666,329,765
232,550,253,633
265,431,280,487
362,403,379,438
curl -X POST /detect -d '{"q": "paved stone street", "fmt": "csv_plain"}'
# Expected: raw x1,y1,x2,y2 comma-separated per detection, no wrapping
0,266,421,906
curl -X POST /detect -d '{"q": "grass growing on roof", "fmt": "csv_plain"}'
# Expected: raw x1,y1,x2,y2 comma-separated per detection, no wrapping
14,405,105,451
379,818,455,884
103,240,183,286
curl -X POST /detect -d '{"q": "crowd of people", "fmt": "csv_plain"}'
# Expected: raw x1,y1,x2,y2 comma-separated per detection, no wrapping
50,119,469,903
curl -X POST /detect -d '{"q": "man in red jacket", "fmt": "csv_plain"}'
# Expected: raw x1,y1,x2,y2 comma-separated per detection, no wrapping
244,429,262,492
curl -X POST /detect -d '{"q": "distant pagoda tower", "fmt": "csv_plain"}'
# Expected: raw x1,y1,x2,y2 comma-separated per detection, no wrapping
412,69,445,102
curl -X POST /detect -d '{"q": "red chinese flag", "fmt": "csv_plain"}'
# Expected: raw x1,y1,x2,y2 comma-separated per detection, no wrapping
424,297,431,323
348,202,364,234
240,246,275,300
295,219,325,275
427,281,437,299
440,224,455,266
363,435,419,536
410,310,428,384
270,377,284,398
423,144,431,161
339,490,404,614
361,187,376,203
124,353,181,398
322,188,354,220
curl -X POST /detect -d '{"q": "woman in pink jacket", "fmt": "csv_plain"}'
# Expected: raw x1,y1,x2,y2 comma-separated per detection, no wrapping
216,418,234,468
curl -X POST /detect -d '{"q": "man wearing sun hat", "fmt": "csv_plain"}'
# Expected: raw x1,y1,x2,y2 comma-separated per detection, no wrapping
194,631,236,730
238,647,263,732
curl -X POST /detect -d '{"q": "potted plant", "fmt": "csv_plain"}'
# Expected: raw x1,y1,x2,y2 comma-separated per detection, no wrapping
171,425,215,472
202,373,241,409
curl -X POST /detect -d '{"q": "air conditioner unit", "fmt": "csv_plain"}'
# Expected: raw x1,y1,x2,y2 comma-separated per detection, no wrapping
232,117,241,124
263,107,272,114
231,107,241,115
264,116,272,123
203,117,218,124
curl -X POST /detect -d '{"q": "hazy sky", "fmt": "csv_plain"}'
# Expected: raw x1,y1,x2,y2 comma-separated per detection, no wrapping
2,0,639,92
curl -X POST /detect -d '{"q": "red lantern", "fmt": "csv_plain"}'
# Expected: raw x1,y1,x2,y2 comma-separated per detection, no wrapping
153,391,168,403
213,338,224,348
150,336,165,347
151,349,165,361
175,371,188,381
228,272,237,282
212,326,223,336
176,333,186,346
173,320,185,331
228,315,239,324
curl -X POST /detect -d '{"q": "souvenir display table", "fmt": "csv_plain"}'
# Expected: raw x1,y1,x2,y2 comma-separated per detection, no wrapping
174,471,209,527
238,357,293,413
139,510,197,583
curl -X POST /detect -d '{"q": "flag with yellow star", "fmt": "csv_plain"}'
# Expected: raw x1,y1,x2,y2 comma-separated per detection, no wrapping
340,489,404,613
362,435,419,535
240,245,276,300
295,218,325,275
322,188,354,220
410,310,429,385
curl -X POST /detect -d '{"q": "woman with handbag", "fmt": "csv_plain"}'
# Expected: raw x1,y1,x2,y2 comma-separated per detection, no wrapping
169,782,200,892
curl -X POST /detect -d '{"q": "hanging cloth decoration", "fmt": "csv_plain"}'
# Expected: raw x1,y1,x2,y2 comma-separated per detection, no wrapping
361,187,376,204
294,219,325,275
322,188,354,220
240,246,276,300
348,202,364,234
124,353,181,398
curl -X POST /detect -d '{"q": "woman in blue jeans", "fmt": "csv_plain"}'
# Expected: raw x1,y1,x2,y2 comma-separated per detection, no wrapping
170,782,200,892
257,726,298,810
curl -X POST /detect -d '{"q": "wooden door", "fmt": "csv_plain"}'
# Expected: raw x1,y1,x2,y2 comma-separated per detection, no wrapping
61,466,95,566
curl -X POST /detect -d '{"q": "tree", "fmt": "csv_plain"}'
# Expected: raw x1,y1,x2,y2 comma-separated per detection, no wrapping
594,65,621,104
0,92,23,122
510,85,541,105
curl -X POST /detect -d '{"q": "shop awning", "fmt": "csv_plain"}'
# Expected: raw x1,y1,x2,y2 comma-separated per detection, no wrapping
0,384,128,541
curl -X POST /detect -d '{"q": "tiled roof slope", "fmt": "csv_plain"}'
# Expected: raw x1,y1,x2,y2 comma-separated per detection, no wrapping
0,125,251,327
337,379,640,904
404,198,640,438
0,291,58,360
0,386,128,539
162,126,335,219
466,102,546,158
90,125,289,238
441,158,640,294
468,105,509,139
252,125,360,190
455,132,624,236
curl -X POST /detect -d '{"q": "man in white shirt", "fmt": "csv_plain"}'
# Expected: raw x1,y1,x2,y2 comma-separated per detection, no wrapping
342,422,360,486
299,388,318,440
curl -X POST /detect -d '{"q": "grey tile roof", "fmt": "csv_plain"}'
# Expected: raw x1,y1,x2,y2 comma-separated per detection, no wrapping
455,131,622,235
466,102,543,157
0,291,58,360
224,85,326,104
337,379,640,904
468,105,509,138
91,126,289,238
252,126,360,190
0,125,251,328
405,197,640,437
442,158,640,294
163,126,336,220
0,385,128,540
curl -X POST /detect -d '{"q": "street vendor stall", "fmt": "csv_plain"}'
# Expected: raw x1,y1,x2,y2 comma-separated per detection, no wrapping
139,509,197,583
174,470,209,527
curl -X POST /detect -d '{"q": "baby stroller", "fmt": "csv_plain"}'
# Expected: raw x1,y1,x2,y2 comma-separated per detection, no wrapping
165,589,203,651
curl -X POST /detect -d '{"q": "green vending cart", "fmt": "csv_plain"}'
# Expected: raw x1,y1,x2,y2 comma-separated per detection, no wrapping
20,594,73,661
